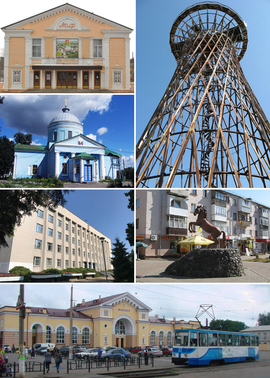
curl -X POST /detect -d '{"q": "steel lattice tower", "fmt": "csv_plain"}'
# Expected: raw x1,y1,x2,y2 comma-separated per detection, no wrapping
136,2,270,188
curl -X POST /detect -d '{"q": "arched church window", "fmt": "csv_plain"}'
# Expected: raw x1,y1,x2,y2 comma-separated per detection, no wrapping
46,326,51,343
82,328,90,344
56,326,65,344
32,165,37,175
115,320,125,335
167,331,172,346
53,131,57,141
68,131,72,139
62,163,67,175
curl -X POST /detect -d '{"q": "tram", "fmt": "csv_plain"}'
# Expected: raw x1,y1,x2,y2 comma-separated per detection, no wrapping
172,329,259,366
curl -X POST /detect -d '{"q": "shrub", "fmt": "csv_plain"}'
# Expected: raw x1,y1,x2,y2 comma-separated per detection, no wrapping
9,266,32,281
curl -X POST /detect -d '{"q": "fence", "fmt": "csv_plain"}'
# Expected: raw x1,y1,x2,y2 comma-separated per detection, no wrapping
5,356,155,376
67,355,155,373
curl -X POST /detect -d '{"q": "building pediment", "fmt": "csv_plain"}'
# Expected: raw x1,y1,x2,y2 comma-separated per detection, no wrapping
2,3,132,33
50,134,106,150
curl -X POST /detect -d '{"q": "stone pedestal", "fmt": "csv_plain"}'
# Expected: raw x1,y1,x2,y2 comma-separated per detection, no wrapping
164,248,244,278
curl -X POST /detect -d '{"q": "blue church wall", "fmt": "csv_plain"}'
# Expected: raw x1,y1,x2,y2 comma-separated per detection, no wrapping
14,151,47,178
47,124,83,142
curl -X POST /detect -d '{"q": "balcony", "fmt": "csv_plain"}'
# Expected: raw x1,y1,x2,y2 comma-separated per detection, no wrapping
166,206,189,218
238,220,251,227
238,199,251,213
259,208,269,218
166,227,188,236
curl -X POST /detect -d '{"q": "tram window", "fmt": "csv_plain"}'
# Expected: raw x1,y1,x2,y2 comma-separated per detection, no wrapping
208,333,218,346
240,335,245,346
219,334,226,346
245,336,250,346
232,334,239,346
175,333,189,346
190,338,197,346
250,336,255,346
225,334,233,346
256,336,259,346
199,334,207,346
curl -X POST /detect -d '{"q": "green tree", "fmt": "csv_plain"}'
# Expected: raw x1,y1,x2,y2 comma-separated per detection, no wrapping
125,190,134,247
257,312,270,325
14,132,32,145
0,136,14,177
0,190,68,247
210,319,248,332
111,237,134,282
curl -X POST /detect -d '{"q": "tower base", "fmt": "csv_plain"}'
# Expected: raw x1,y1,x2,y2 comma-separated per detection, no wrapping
164,248,244,278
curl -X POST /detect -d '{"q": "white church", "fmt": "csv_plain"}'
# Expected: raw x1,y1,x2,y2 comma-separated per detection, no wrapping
13,102,122,182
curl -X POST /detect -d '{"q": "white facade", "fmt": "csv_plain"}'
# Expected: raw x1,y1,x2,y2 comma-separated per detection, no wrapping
136,189,270,257
0,204,112,273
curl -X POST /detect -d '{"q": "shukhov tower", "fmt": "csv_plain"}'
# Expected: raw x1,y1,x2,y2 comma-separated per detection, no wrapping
136,2,270,188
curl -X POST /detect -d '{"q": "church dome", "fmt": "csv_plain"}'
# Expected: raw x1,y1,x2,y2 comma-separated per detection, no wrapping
47,103,84,143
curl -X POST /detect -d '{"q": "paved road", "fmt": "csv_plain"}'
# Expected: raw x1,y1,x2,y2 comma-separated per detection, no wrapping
136,255,270,283
6,351,270,378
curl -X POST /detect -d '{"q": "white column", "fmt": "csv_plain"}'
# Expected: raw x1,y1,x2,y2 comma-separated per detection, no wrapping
73,160,76,182
80,159,84,183
13,154,17,178
79,70,83,89
125,37,131,90
25,37,32,90
3,36,9,90
55,152,60,177
99,154,105,180
103,38,110,89
52,70,56,89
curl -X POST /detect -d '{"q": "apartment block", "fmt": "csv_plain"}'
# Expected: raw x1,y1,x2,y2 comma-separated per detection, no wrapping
136,189,270,258
0,204,112,273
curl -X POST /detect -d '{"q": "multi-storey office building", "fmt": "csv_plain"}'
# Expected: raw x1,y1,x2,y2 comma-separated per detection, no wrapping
0,203,112,273
136,190,270,258
0,292,200,349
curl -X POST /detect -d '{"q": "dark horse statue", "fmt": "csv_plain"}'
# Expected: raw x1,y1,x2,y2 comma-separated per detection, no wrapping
189,205,226,248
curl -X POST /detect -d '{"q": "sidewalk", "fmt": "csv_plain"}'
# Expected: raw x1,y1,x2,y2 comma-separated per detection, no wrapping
136,255,270,283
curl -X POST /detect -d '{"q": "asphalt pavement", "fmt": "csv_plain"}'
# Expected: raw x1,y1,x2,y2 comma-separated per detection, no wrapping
136,254,270,283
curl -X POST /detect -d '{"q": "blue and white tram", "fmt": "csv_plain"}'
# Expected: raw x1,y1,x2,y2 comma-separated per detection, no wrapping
172,329,259,366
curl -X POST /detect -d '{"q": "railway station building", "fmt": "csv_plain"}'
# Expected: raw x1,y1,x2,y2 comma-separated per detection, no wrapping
136,190,270,258
1,3,132,92
0,292,200,349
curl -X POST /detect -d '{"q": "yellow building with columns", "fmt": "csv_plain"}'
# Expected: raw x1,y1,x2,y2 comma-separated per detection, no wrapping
1,3,132,91
0,292,200,348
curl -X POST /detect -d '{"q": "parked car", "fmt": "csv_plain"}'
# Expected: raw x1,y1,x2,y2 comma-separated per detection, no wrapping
2,345,11,353
73,345,87,356
105,346,117,352
59,347,70,357
100,348,131,361
35,347,48,355
130,346,143,354
76,348,99,360
138,348,163,358
161,348,172,357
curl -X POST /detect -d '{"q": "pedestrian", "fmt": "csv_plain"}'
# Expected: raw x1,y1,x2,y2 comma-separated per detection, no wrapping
143,347,149,365
54,348,62,373
44,349,51,373
12,345,15,354
24,347,28,359
97,347,102,362
31,346,35,359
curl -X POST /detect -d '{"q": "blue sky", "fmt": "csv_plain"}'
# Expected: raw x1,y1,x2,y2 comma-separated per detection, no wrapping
0,94,134,167
1,283,269,327
62,189,134,254
136,0,270,144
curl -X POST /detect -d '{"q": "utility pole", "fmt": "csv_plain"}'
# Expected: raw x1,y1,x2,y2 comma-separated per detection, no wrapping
100,237,108,282
69,285,73,360
18,284,25,378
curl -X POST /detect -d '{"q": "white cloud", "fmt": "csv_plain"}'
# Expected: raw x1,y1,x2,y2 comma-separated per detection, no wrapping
123,154,134,167
97,127,108,135
86,133,97,141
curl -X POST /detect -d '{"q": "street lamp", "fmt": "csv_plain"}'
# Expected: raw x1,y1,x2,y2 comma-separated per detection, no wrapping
100,237,108,282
